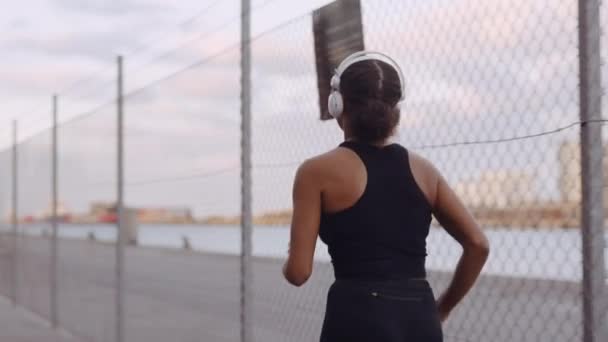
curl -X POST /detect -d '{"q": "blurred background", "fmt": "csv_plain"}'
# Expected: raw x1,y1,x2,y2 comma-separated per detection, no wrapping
0,0,606,341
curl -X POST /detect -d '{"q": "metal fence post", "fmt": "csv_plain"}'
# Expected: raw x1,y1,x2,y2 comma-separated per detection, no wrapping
240,0,253,341
116,55,125,342
11,120,18,307
578,0,607,341
51,95,59,329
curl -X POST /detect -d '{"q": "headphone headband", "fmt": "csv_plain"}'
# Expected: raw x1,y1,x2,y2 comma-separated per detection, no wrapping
333,50,406,100
327,50,406,119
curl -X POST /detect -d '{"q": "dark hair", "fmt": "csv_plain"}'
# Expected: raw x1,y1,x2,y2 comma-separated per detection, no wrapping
339,59,402,142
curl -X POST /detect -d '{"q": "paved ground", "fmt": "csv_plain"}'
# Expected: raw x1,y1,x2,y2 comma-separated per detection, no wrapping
0,235,595,342
0,296,80,342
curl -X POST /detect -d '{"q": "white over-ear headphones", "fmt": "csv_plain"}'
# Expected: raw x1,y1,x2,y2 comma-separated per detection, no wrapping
328,50,406,119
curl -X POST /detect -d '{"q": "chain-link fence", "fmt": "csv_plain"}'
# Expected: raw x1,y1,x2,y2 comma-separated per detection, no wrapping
0,0,606,341
0,128,13,301
122,47,242,342
57,103,118,342
16,128,53,320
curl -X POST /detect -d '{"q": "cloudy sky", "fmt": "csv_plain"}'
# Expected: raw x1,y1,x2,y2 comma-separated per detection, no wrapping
0,0,334,133
1,0,606,220
0,0,334,217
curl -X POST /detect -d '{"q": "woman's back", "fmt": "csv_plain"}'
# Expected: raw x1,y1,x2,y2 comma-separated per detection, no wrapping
282,51,489,342
319,140,432,280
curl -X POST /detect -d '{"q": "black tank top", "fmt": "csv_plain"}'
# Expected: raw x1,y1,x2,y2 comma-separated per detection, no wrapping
319,141,433,281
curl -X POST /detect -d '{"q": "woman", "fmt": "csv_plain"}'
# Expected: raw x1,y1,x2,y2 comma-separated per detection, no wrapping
282,51,489,341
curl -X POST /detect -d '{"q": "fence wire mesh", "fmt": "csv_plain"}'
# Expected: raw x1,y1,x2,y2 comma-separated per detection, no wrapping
0,132,13,300
600,0,608,337
604,0,608,122
17,128,53,320
57,103,118,342
249,11,336,342
123,46,241,342
0,0,606,342
248,1,595,341
370,1,584,341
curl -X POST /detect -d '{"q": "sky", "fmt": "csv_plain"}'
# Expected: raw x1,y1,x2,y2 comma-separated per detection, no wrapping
0,0,334,132
1,0,607,220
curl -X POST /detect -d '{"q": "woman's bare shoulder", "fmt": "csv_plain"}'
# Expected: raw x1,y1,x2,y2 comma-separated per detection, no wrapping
406,148,441,207
300,147,353,169
295,147,358,184
407,149,440,176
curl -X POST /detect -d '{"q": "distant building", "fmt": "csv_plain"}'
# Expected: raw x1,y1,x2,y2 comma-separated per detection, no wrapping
453,170,537,209
136,207,193,224
1,211,12,225
74,203,193,224
89,202,117,223
40,201,71,221
91,202,116,216
558,141,608,204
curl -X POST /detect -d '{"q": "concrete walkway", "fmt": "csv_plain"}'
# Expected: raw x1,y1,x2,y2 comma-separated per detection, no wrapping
0,296,80,342
0,236,588,342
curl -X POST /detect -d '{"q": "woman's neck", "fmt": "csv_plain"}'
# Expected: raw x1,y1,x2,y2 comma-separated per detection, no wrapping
342,121,395,147
344,136,393,148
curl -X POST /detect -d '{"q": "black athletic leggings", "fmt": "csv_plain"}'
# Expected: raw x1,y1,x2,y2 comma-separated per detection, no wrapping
320,278,443,342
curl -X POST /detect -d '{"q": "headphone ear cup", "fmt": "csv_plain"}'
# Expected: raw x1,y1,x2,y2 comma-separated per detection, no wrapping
328,91,343,118
330,74,340,90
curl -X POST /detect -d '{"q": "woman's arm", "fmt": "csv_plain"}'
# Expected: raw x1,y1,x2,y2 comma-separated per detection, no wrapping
282,160,322,287
432,171,490,322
